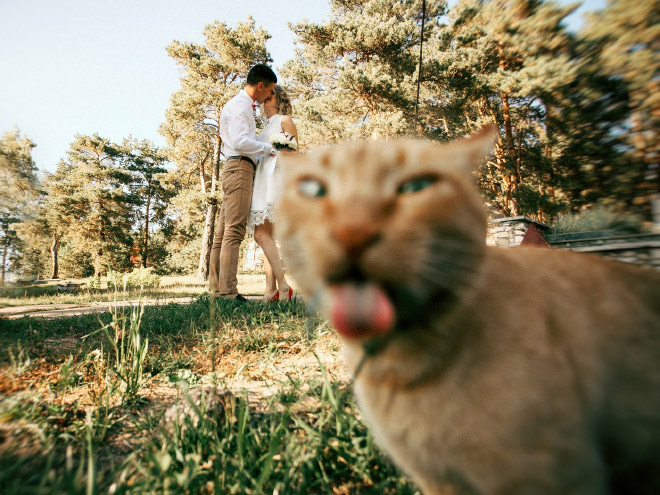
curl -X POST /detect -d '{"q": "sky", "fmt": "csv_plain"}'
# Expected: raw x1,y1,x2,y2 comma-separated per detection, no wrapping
0,0,605,175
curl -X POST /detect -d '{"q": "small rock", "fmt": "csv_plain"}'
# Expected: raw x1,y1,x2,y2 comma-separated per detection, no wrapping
160,386,236,434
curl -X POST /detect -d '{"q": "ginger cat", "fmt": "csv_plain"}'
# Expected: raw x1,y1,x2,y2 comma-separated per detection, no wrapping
276,127,660,495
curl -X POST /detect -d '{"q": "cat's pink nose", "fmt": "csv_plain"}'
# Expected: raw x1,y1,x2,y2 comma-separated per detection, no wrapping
332,224,380,257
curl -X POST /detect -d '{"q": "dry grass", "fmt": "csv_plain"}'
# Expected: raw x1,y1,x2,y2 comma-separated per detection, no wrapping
0,273,268,309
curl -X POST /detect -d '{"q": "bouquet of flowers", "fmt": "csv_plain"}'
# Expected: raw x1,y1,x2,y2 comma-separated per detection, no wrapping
270,132,298,151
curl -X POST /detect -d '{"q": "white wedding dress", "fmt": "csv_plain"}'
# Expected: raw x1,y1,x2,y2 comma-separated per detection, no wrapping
247,114,285,235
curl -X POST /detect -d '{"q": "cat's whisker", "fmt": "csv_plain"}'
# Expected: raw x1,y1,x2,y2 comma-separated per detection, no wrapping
411,239,482,269
426,254,482,273
426,240,484,257
414,269,462,294
416,258,482,292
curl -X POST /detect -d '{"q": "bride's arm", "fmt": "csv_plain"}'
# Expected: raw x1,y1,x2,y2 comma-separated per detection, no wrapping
281,116,299,149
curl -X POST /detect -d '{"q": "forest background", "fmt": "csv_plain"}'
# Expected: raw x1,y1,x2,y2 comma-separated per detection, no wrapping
1,0,658,284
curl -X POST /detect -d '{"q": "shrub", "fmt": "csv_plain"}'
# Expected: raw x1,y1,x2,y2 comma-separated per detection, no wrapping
107,269,125,291
107,267,161,291
86,275,102,290
164,241,200,275
124,267,161,290
551,205,645,235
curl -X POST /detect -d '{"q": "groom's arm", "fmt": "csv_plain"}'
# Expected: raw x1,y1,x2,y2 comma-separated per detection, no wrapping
225,102,273,156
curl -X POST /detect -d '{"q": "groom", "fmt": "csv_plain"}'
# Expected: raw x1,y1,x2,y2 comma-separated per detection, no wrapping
209,64,277,301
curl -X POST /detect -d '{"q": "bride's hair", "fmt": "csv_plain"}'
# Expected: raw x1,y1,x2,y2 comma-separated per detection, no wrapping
273,85,293,116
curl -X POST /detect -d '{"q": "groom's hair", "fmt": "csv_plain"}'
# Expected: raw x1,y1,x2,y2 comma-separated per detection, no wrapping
247,64,277,86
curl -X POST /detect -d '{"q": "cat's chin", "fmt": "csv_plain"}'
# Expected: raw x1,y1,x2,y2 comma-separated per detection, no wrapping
328,282,396,339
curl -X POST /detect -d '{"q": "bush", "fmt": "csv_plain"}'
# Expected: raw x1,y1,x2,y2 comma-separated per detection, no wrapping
107,269,125,291
58,244,95,278
86,275,102,290
551,205,645,235
107,267,162,291
124,267,161,290
164,241,200,275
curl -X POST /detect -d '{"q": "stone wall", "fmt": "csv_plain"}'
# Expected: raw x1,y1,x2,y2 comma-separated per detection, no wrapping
486,217,549,247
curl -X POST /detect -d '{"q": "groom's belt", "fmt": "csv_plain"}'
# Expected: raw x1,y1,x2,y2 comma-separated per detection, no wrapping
226,155,256,168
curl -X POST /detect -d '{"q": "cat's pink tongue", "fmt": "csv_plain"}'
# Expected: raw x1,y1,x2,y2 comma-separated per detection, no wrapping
329,283,395,339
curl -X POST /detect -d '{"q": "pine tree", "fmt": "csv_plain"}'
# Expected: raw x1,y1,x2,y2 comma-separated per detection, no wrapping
45,135,135,277
121,138,172,268
579,0,659,217
546,36,632,214
281,0,447,148
160,184,206,274
426,0,581,218
0,129,37,284
283,0,630,220
12,203,52,279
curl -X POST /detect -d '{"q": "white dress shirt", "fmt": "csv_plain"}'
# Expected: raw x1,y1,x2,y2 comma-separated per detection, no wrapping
220,89,272,163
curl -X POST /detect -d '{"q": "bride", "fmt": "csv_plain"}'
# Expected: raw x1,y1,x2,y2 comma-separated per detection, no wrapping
248,84,298,302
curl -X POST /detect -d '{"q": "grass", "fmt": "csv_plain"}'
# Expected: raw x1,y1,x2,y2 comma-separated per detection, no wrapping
0,294,416,494
0,273,267,309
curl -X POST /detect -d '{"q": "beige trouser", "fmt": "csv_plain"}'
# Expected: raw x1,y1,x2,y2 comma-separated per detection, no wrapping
209,157,255,297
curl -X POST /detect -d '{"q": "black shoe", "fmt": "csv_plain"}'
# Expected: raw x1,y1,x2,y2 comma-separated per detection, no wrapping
234,294,250,303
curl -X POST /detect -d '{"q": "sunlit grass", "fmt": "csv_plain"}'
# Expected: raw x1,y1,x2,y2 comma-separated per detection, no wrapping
0,297,415,494
0,273,268,309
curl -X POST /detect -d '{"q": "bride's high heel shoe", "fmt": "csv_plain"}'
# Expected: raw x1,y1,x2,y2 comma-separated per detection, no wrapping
279,287,293,302
270,287,293,303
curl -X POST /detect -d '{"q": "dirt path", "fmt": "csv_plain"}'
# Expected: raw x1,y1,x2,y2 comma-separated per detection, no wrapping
0,296,228,320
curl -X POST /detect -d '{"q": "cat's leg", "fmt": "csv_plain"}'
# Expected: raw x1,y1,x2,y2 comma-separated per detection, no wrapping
416,455,606,495
417,474,481,495
489,442,607,495
410,426,606,495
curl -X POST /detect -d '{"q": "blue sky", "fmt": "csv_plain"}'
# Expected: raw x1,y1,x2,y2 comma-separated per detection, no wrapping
0,0,605,174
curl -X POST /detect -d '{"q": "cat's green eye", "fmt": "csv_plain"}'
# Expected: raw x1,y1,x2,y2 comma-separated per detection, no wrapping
397,176,438,195
298,178,327,198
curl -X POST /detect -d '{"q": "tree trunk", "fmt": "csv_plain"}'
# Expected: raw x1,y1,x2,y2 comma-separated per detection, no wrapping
94,251,103,278
495,44,519,215
499,92,518,215
50,235,60,279
542,99,556,204
500,92,515,154
1,234,7,286
478,98,513,214
197,205,217,281
142,195,151,268
197,138,221,281
200,162,207,193
496,45,515,156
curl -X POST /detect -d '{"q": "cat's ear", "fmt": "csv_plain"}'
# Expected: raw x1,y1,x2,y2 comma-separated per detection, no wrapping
447,124,498,174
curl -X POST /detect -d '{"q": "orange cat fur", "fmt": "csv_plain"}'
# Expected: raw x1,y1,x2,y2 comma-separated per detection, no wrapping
275,127,660,495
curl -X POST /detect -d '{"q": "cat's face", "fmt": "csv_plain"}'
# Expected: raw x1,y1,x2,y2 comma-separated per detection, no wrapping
276,127,496,341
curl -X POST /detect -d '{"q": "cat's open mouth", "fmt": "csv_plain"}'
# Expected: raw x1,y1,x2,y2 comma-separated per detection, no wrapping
325,264,456,338
327,282,395,339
